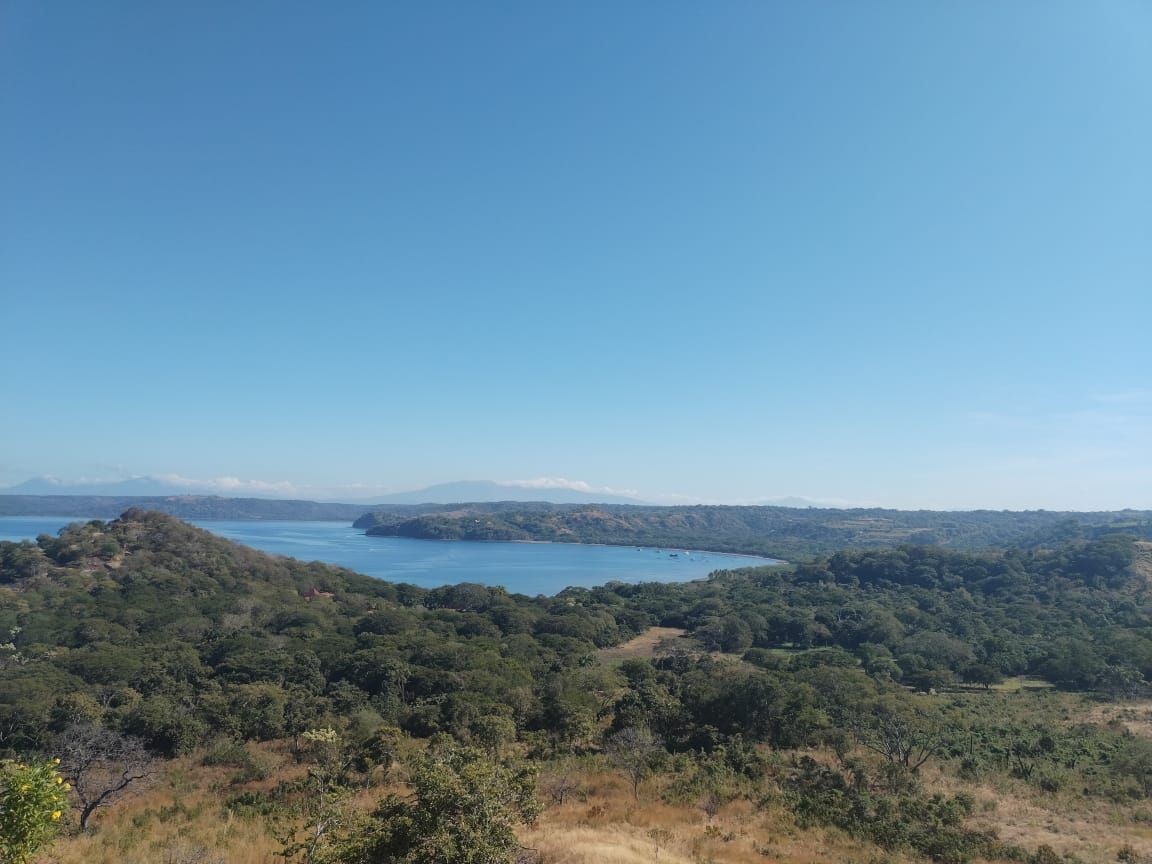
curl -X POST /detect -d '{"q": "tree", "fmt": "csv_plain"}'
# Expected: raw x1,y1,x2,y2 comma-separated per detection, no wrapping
0,757,69,864
56,724,156,830
541,765,581,806
604,726,663,801
330,742,539,864
471,715,516,757
961,663,1003,690
123,696,206,756
281,728,354,864
850,701,945,774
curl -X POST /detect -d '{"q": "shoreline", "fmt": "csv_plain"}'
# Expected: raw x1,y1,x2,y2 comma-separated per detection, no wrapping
362,530,786,566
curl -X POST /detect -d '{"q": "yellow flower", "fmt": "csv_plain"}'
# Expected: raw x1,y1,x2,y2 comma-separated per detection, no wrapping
55,776,63,784
63,783,71,790
52,758,61,765
19,784,29,791
51,811,61,821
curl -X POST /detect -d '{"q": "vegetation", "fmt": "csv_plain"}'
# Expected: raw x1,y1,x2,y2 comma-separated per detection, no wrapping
3,511,1152,862
0,757,68,864
326,739,540,864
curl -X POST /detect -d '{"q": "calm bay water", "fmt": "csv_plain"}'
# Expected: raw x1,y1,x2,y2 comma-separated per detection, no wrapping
0,516,778,593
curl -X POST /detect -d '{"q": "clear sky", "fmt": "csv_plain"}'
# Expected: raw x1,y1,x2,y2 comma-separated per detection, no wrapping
1,2,1149,509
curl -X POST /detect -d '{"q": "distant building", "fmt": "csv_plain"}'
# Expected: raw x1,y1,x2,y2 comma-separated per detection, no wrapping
301,586,334,600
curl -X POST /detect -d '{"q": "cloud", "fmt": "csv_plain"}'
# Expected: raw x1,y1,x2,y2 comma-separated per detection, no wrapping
503,477,641,498
151,474,301,495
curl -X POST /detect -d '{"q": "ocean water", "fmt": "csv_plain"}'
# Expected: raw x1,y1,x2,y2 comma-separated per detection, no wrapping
0,516,778,593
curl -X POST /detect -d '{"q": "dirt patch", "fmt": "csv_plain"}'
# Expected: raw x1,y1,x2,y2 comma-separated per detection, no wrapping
1086,699,1152,738
599,627,688,664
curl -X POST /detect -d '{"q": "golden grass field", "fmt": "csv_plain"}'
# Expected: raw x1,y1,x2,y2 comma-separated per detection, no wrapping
39,693,1152,864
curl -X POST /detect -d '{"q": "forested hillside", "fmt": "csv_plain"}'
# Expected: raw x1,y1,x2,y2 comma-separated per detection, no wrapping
358,502,1152,558
4,512,1152,863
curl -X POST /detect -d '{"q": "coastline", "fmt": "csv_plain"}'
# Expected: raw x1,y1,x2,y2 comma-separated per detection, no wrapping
361,530,786,566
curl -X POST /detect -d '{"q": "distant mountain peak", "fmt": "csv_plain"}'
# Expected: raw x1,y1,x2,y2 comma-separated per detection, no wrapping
361,480,647,506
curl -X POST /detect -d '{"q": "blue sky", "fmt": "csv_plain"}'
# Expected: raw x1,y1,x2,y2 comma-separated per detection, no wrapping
1,2,1149,509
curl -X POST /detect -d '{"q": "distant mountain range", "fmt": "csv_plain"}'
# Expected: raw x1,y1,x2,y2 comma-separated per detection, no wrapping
0,495,369,521
356,480,645,506
1,476,228,497
0,476,647,506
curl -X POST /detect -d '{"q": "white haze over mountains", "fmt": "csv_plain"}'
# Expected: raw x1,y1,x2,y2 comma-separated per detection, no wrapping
0,474,876,509
0,474,649,506
2,474,300,498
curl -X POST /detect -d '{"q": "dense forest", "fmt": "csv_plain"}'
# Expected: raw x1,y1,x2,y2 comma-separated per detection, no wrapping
357,502,1152,559
3,512,1152,862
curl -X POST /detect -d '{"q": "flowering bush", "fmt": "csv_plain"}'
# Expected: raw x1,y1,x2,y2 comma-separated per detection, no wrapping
0,758,70,864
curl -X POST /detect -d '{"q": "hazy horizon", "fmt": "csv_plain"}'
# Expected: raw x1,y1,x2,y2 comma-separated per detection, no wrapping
1,470,1150,513
2,3,1149,512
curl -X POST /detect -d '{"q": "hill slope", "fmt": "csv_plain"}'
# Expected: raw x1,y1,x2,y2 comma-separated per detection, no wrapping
358,503,1152,558
5,513,1152,864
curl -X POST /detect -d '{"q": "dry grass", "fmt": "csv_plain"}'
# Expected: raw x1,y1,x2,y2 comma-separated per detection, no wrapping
1086,699,1152,738
42,742,1151,864
41,698,1152,864
44,758,285,864
42,747,894,864
525,771,894,864
919,748,1152,864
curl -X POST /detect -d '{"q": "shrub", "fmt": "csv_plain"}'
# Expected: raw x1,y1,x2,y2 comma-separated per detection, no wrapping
0,757,70,864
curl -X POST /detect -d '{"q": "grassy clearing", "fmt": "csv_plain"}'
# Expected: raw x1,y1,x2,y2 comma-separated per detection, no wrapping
598,627,688,664
1086,699,1152,738
986,676,1055,693
525,773,882,864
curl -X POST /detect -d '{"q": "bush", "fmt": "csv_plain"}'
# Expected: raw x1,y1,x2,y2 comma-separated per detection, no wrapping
201,739,252,768
325,743,540,864
0,757,70,864
785,756,1013,864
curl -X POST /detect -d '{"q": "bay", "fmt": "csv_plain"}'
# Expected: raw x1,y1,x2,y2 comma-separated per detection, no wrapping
0,516,779,593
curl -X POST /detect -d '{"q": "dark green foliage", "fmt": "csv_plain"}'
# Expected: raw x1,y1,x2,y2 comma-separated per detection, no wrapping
0,513,654,757
328,742,539,864
786,756,1009,864
3,515,1146,768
